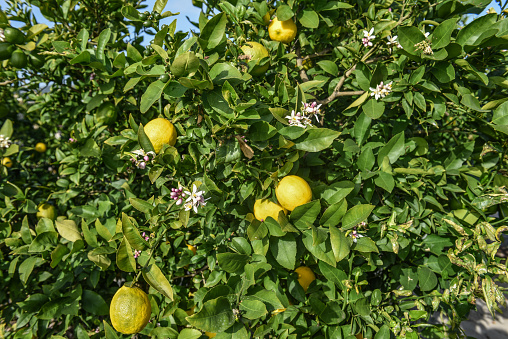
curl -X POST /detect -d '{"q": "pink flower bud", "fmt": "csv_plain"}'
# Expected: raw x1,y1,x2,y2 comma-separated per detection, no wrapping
144,155,149,161
138,162,146,169
176,198,182,205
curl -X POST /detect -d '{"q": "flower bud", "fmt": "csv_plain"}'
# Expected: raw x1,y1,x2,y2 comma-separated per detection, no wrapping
138,161,146,169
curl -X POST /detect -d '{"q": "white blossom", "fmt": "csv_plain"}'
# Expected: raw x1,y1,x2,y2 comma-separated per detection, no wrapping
0,135,11,149
387,35,402,49
369,81,393,100
285,110,302,126
362,28,375,47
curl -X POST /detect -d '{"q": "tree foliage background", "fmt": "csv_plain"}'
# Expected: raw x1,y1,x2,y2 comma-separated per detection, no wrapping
1,0,508,337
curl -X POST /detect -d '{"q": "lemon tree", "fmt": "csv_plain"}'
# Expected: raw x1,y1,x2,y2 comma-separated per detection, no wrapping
1,0,508,338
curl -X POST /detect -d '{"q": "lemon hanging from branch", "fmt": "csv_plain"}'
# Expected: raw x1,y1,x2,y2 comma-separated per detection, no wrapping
110,285,151,334
268,17,297,44
144,118,177,154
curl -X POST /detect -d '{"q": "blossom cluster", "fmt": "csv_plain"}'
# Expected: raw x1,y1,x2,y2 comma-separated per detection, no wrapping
0,135,11,149
362,28,375,47
182,184,209,213
285,101,322,128
369,81,393,100
350,221,367,243
130,149,156,169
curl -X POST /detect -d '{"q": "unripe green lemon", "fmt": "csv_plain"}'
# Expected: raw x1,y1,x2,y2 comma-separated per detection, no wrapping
10,49,27,68
4,27,25,44
0,43,14,61
240,41,269,76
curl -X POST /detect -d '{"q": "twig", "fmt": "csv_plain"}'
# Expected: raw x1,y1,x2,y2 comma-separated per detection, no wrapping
316,65,360,105
170,265,209,280
296,47,309,83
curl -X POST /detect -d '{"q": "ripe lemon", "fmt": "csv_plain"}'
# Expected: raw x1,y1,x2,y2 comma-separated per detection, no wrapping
36,203,56,220
275,175,312,211
205,332,216,338
110,285,151,334
144,118,177,154
35,142,47,153
253,199,286,222
187,244,197,255
240,42,269,76
2,157,12,168
295,266,316,292
268,17,297,44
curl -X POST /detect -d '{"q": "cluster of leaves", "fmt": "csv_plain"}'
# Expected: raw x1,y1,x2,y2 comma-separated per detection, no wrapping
1,0,508,338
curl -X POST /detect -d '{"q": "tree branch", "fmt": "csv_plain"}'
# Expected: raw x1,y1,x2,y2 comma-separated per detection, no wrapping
316,65,359,105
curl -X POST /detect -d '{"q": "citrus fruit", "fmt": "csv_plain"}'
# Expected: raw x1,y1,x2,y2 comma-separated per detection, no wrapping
144,118,177,153
35,142,47,153
275,175,312,211
205,332,216,338
110,285,152,334
187,244,197,255
10,49,27,68
159,74,170,83
2,157,12,168
253,199,286,222
4,27,25,44
0,43,14,61
36,203,56,220
295,266,316,292
268,17,297,44
240,41,269,76
96,102,117,125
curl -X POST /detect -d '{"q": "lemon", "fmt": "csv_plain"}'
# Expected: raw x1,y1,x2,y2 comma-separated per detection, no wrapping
240,42,269,76
144,118,177,154
187,244,197,255
36,203,56,220
275,175,312,211
205,332,216,338
35,142,47,153
295,266,316,292
110,285,151,334
2,157,12,168
253,199,286,222
268,17,297,44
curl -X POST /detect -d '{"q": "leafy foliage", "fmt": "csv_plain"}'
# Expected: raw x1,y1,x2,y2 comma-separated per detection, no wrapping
1,0,508,338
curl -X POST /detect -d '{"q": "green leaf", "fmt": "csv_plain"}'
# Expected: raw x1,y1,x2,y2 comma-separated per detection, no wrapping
400,268,418,290
129,197,153,214
431,17,458,49
116,237,136,272
170,52,200,77
320,199,348,227
320,181,355,205
87,246,114,270
249,121,277,141
377,131,405,166
19,257,42,285
199,13,227,50
375,172,395,193
354,112,371,146
270,233,297,270
295,128,341,152
319,301,346,325
178,329,202,339
103,321,119,339
186,297,235,333
217,252,250,274
140,80,168,114
55,219,82,242
96,28,111,62
362,99,385,119
397,26,425,55
122,213,149,251
456,14,496,47
290,200,321,229
247,220,268,241
375,325,391,339
318,261,347,289
82,290,109,315
354,237,379,253
276,5,294,21
433,62,455,83
342,204,374,230
121,6,141,21
417,266,438,291
329,226,350,261
358,147,375,172
153,0,168,13
0,119,13,138
302,230,336,266
142,263,174,300
239,299,267,320
316,60,338,76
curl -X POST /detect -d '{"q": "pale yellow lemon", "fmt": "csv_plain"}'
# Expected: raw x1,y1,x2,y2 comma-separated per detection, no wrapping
275,175,312,211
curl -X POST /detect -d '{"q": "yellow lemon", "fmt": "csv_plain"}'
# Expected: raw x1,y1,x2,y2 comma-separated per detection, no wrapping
110,285,151,334
187,244,197,255
295,266,316,292
268,17,297,44
36,203,56,220
240,42,269,76
253,199,286,222
2,157,12,168
275,175,312,211
205,332,216,338
35,142,47,153
144,118,177,154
